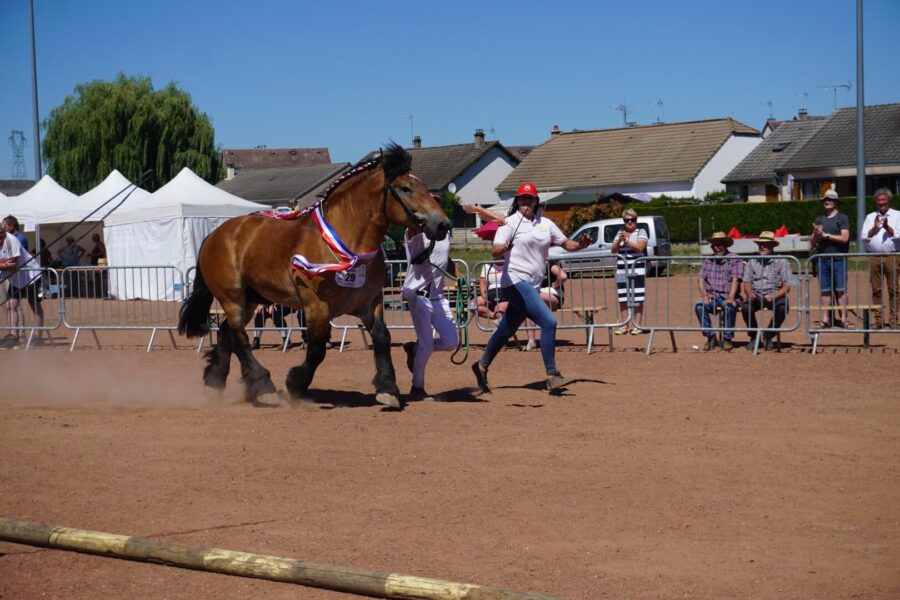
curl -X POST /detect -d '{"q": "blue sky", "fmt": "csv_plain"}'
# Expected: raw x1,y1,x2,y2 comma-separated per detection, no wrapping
2,0,898,182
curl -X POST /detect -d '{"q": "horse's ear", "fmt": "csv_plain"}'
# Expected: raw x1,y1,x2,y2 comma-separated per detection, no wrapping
382,141,412,182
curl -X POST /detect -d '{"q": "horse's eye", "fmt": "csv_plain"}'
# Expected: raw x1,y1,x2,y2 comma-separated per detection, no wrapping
401,186,412,194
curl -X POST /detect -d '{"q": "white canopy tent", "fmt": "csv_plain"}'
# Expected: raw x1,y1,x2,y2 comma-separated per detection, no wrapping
104,167,268,300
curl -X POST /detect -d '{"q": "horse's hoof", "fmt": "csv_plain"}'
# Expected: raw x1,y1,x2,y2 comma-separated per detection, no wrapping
203,387,224,402
375,392,401,409
256,391,282,407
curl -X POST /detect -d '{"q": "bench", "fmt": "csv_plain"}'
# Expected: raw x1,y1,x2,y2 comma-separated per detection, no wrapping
807,304,881,353
566,305,607,353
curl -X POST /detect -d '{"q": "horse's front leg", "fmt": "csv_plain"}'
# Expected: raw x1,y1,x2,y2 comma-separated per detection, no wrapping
362,303,401,409
285,307,330,400
230,319,278,404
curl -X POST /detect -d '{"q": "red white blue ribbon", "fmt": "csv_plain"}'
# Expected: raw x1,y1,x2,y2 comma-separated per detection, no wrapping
290,204,377,277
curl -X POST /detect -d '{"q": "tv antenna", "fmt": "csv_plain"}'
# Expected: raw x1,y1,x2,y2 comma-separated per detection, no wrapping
798,90,809,111
762,99,774,120
651,99,664,124
613,103,632,126
487,127,495,139
8,130,27,179
817,82,851,111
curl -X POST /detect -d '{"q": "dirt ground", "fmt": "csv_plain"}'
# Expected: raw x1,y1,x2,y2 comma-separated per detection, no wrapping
1,319,899,599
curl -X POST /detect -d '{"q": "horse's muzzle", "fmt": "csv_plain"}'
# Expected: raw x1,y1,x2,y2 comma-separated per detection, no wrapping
422,213,451,241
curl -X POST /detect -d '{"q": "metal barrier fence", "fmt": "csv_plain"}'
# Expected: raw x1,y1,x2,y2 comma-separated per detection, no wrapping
803,252,900,354
5,254,897,354
62,266,185,351
633,255,804,355
0,267,63,349
470,258,628,353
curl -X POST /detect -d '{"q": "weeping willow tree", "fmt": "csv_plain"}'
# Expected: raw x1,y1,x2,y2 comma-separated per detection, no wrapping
42,74,222,193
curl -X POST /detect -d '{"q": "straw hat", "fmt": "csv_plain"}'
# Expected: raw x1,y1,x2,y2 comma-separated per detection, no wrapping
753,231,780,247
706,231,734,247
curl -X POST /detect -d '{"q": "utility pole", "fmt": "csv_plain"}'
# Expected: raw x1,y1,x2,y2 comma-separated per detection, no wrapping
855,0,866,250
29,0,42,179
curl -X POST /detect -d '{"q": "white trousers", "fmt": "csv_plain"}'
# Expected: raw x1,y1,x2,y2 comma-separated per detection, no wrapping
402,292,459,388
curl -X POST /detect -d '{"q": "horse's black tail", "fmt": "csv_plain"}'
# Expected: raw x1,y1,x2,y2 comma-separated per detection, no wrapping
178,265,214,338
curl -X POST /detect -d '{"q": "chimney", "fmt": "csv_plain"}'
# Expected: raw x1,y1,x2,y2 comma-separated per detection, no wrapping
413,135,422,148
797,108,808,120
550,125,561,137
474,128,485,148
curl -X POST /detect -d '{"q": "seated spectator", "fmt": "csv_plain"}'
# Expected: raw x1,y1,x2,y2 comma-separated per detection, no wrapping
524,260,567,351
740,231,790,351
476,263,508,323
695,231,743,351
251,303,297,349
87,233,107,266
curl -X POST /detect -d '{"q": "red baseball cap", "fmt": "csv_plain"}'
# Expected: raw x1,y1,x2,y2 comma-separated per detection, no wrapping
516,182,538,198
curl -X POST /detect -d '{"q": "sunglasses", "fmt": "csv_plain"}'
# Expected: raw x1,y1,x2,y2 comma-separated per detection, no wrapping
623,218,636,223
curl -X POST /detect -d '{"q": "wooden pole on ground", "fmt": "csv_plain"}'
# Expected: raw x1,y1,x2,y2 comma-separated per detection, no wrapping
0,517,564,600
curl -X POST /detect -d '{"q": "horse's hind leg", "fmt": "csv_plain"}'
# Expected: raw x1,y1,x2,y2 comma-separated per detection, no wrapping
203,323,234,391
364,308,401,409
286,315,329,400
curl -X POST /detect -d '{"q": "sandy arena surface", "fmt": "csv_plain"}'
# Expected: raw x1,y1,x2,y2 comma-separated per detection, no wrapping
1,314,899,599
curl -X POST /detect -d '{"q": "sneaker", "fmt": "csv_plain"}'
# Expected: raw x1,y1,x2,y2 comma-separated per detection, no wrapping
614,326,629,335
722,339,733,351
547,373,574,391
0,334,19,350
630,328,645,335
704,336,716,352
471,362,490,393
403,341,417,373
407,386,434,402
524,339,538,352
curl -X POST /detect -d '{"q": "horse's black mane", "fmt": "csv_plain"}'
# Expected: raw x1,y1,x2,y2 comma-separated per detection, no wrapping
315,142,412,205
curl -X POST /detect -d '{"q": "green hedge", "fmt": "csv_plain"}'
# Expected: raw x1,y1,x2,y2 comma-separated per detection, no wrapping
645,197,878,243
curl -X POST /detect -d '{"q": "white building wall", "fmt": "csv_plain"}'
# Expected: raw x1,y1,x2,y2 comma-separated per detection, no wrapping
695,134,761,198
453,147,517,206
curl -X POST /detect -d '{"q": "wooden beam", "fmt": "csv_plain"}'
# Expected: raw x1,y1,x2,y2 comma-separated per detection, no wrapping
0,517,564,600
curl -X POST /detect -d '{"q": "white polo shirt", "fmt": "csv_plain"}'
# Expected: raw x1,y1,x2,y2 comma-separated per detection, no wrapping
0,232,41,288
494,212,566,288
862,208,900,253
402,231,450,298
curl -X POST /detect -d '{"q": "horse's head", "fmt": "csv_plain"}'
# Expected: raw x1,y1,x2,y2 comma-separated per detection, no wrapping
381,143,450,241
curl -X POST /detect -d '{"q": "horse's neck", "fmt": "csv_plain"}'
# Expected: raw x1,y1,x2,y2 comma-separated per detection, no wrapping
322,176,388,252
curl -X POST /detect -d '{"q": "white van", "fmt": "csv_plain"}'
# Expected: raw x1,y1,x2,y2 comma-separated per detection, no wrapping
548,215,671,273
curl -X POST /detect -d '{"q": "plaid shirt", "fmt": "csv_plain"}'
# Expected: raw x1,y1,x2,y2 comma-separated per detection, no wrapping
743,257,790,296
700,253,743,298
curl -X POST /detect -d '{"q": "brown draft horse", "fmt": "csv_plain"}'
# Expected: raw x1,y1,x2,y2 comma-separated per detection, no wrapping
177,144,449,408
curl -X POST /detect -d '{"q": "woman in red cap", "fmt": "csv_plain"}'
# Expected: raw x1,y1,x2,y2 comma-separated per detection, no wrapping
471,182,590,393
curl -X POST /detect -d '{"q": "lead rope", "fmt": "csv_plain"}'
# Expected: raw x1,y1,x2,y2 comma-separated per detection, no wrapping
427,260,470,364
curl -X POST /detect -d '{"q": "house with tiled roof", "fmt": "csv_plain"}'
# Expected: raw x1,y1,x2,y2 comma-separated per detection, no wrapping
722,113,827,202
495,118,761,222
778,103,900,200
215,162,351,209
221,147,332,180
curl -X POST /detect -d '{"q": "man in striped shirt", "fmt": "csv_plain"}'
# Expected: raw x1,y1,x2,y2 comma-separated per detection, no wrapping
741,232,790,351
695,231,743,351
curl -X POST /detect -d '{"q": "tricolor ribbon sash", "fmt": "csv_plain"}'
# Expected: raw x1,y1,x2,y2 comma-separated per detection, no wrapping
289,204,378,277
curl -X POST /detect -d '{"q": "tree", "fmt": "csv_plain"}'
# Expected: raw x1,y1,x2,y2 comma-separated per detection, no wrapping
42,74,222,193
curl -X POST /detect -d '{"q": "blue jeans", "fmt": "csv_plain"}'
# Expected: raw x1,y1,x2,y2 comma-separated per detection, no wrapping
818,256,847,293
695,297,737,340
480,282,558,375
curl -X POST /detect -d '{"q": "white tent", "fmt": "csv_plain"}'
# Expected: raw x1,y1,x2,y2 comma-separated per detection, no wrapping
104,167,268,300
4,174,79,226
39,169,151,225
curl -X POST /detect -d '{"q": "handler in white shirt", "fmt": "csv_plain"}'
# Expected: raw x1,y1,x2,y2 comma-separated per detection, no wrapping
470,182,590,393
0,227,45,347
400,229,458,402
862,187,900,328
